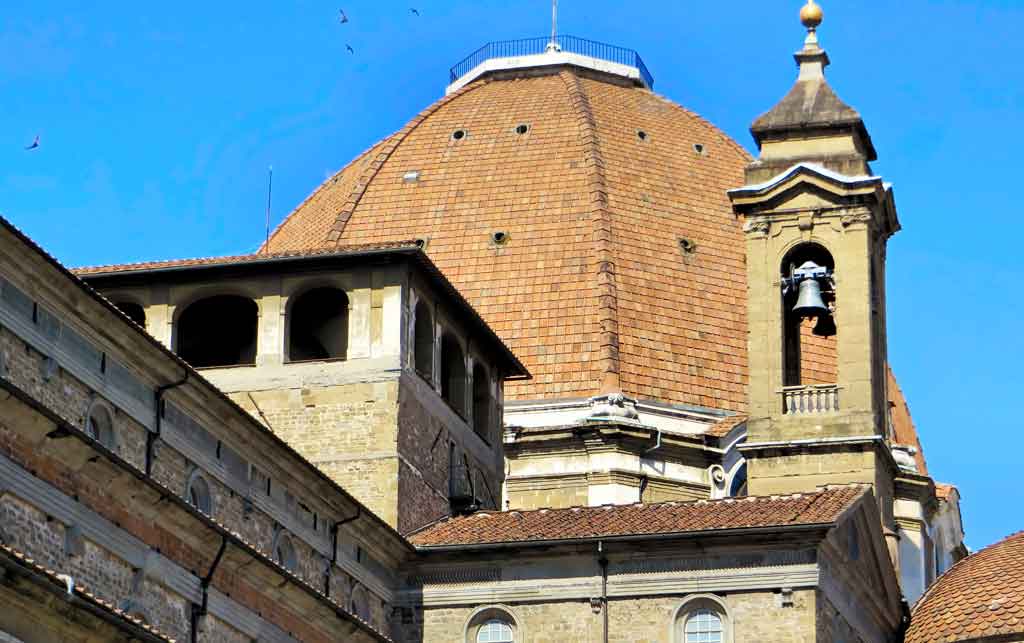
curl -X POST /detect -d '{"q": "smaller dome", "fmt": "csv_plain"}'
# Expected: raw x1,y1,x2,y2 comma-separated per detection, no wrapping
906,531,1024,643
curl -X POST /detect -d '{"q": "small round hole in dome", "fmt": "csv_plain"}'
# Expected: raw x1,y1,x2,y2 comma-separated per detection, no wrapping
490,231,509,246
679,237,697,254
637,130,648,142
693,143,706,155
451,129,467,141
515,123,530,135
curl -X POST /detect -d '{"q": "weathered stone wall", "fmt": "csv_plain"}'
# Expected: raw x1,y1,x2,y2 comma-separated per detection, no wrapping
816,591,867,643
0,253,396,641
236,381,402,527
507,474,590,510
411,590,819,643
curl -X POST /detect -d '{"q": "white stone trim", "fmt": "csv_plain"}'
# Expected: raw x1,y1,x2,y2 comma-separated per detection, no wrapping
447,51,646,95
671,594,734,643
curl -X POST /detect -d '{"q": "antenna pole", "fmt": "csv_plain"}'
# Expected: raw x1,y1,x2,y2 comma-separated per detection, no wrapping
551,0,558,44
264,166,273,253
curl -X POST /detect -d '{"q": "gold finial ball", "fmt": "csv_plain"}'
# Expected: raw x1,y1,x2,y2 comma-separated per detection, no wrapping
800,0,824,30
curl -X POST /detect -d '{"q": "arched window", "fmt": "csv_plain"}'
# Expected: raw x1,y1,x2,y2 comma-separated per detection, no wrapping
684,609,723,643
186,470,213,515
477,619,514,643
440,333,467,416
350,584,371,622
113,301,146,327
674,596,731,643
177,295,257,368
472,362,491,441
288,287,349,362
414,300,434,381
465,606,520,643
85,401,116,450
274,532,297,572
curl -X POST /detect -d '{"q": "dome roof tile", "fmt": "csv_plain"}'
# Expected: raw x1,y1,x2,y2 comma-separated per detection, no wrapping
265,67,753,409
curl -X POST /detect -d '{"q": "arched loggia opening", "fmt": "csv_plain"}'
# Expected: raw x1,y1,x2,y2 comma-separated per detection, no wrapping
288,287,349,362
176,295,258,368
472,362,491,442
441,333,467,416
414,300,434,381
113,301,146,327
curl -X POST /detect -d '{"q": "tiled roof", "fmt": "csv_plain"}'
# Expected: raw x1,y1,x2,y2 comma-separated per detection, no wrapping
906,531,1024,643
0,542,176,642
935,483,957,502
410,485,865,548
261,69,753,410
72,241,421,276
888,366,928,475
707,414,747,438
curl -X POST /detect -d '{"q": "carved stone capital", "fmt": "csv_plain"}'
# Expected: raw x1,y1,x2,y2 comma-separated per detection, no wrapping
840,211,873,228
743,218,772,238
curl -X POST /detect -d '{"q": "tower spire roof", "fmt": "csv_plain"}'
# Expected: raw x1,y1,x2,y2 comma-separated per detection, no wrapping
750,0,877,162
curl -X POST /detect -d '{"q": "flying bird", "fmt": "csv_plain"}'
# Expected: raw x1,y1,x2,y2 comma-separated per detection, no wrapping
410,8,420,16
338,9,349,23
346,44,354,54
24,135,39,151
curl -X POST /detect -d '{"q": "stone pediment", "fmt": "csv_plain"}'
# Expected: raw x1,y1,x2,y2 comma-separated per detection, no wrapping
728,162,899,236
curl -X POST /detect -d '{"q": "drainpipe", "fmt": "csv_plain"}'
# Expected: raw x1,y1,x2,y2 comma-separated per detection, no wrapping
147,372,189,476
598,540,609,643
327,507,361,597
191,535,226,643
643,429,662,454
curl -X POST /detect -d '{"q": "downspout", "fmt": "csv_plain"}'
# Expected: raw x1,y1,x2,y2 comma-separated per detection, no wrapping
327,507,361,597
191,535,227,643
148,372,189,476
598,540,609,643
643,428,662,453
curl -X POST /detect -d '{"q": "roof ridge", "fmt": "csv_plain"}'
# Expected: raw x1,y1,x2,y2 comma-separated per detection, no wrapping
560,69,620,394
465,486,843,518
324,77,492,245
261,136,394,253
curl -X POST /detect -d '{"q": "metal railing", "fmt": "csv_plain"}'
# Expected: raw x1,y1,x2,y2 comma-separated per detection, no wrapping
781,384,840,415
449,35,654,88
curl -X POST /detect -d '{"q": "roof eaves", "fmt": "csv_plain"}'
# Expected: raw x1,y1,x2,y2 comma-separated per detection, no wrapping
412,521,836,553
0,215,413,553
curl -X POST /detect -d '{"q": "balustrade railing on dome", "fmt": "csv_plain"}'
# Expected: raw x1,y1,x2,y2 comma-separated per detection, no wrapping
781,384,841,415
449,35,654,89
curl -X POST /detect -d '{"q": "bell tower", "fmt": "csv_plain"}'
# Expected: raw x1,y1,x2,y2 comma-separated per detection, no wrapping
729,1,901,530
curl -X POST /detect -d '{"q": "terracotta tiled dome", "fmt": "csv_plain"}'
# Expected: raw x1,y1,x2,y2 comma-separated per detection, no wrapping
906,531,1024,643
265,67,752,410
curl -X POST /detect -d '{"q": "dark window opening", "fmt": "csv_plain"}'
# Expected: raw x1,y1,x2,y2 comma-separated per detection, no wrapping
472,363,491,442
114,301,146,327
440,333,467,416
414,301,434,381
288,287,349,362
177,295,257,368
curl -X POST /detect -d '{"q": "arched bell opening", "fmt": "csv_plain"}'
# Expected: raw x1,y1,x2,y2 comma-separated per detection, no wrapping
176,295,258,368
287,287,349,362
781,243,837,389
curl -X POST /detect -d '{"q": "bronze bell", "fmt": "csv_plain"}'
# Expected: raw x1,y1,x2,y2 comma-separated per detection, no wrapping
793,278,829,318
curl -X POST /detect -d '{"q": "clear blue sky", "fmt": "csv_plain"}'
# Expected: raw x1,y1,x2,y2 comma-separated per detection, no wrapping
3,1,1021,550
